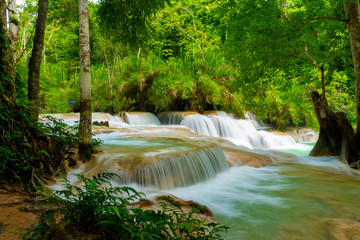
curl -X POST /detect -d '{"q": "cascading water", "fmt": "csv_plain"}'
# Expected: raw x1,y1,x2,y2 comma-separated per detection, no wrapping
179,112,296,149
122,112,161,125
72,131,229,190
157,111,185,125
39,112,127,127
164,155,360,240
180,114,220,137
104,146,228,189
244,111,268,129
47,111,360,240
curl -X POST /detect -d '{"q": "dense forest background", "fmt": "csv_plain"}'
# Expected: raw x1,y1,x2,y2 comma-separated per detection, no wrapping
16,0,356,129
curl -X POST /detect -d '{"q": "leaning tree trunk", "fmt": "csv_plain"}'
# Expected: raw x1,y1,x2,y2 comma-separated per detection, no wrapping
28,0,48,121
310,91,360,167
78,0,92,161
343,0,360,147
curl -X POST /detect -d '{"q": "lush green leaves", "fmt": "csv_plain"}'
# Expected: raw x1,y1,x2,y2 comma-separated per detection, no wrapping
14,0,357,128
49,173,228,239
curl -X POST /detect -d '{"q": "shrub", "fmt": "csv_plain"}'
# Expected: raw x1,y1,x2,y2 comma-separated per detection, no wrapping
48,173,228,240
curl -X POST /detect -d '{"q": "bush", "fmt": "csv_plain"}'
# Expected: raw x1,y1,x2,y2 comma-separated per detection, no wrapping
47,173,228,240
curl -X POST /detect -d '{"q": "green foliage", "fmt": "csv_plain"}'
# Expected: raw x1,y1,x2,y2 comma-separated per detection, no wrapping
216,0,355,127
50,173,228,239
15,0,357,128
159,196,229,239
54,173,142,234
98,0,170,49
326,71,356,124
18,222,50,240
0,108,70,185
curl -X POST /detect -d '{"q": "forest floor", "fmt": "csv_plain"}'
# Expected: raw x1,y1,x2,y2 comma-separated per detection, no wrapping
0,186,40,240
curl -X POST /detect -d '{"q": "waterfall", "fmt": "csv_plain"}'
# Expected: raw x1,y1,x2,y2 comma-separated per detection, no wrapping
180,114,219,137
157,112,185,125
286,128,319,143
180,112,296,149
244,111,268,129
123,112,161,125
96,146,229,189
39,112,127,127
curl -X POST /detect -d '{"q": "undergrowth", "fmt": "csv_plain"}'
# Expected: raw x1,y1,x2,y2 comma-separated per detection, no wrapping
22,173,228,240
0,112,102,188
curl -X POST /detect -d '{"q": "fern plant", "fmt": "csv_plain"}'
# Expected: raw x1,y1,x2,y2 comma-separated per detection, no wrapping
50,173,228,239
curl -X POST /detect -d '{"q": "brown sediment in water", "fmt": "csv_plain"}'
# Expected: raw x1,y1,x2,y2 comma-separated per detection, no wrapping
325,218,360,240
222,147,274,167
92,126,193,135
92,127,138,134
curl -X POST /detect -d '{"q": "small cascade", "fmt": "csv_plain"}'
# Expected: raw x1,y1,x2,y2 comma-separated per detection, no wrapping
255,131,296,148
123,112,161,125
244,111,268,129
181,114,219,137
157,112,185,125
286,128,318,143
39,112,126,127
180,112,297,149
93,146,229,189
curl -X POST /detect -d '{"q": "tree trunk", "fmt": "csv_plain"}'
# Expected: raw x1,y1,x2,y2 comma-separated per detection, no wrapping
78,0,92,161
343,0,360,146
9,0,19,58
310,91,359,167
0,0,17,104
28,0,48,121
9,0,19,99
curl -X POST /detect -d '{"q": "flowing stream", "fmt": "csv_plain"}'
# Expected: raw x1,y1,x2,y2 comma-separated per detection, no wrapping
45,111,360,240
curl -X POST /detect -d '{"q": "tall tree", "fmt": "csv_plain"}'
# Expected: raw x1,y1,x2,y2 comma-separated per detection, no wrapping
78,0,92,160
28,0,48,121
98,0,169,49
9,0,19,57
343,0,360,145
0,0,14,103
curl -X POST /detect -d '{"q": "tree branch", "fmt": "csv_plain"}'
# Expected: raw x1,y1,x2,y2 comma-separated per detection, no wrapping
299,17,347,31
155,18,205,62
266,29,326,97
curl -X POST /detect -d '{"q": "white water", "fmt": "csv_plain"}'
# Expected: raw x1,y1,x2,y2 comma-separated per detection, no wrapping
48,111,360,240
159,155,360,240
123,112,161,125
40,112,127,127
44,111,310,150
179,112,297,149
157,112,185,125
113,146,229,189
244,111,268,129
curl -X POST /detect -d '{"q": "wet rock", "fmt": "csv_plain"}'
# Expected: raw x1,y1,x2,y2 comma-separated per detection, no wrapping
326,218,360,240
285,127,318,143
223,147,274,168
131,195,216,224
92,120,109,127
